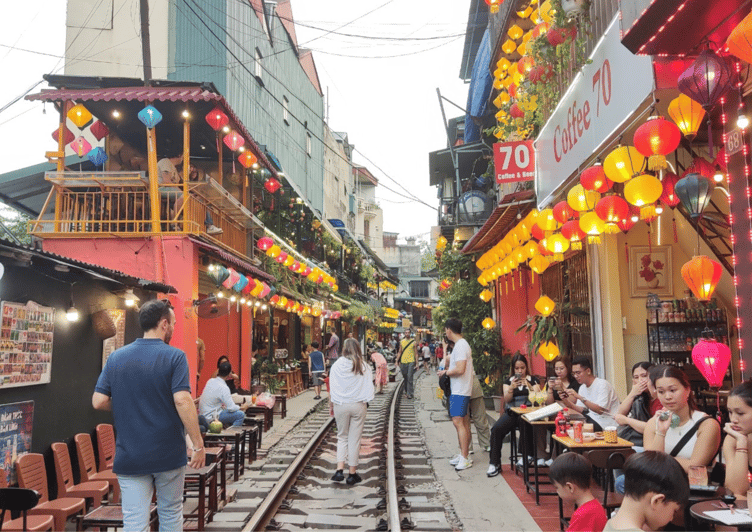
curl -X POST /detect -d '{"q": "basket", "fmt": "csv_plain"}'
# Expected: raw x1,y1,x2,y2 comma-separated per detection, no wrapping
91,309,116,339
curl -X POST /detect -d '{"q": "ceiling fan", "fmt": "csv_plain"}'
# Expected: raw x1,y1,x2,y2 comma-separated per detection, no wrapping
193,294,230,319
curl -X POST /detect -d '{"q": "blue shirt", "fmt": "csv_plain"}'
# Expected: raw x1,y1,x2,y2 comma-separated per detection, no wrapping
95,338,191,475
309,350,325,372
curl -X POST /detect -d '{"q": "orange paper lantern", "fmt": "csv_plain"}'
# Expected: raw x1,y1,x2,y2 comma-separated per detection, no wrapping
681,255,722,301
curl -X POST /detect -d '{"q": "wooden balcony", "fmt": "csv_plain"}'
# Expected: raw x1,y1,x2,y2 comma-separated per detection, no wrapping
28,172,261,258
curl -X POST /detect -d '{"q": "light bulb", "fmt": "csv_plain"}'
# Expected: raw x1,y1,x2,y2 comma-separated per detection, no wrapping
182,110,191,119
66,303,79,322
217,291,224,298
713,171,724,183
255,301,261,307
655,204,664,214
262,304,267,310
230,295,237,302
125,299,135,308
738,114,750,130
631,214,639,223
240,298,246,304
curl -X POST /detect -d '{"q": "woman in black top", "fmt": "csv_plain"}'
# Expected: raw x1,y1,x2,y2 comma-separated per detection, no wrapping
487,353,540,477
545,356,580,405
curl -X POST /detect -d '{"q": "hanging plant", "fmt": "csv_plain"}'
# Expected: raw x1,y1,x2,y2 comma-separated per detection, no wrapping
515,300,588,358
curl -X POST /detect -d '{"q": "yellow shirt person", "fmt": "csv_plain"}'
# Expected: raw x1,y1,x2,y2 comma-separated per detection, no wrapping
400,337,416,364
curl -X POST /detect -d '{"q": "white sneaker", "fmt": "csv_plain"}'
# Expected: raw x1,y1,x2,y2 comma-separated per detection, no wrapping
449,454,462,466
486,464,500,477
536,458,548,467
469,449,474,454
545,458,554,467
206,224,223,235
455,456,473,471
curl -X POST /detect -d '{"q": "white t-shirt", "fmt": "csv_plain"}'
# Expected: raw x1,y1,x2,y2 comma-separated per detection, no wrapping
448,338,474,396
422,346,431,359
576,377,620,430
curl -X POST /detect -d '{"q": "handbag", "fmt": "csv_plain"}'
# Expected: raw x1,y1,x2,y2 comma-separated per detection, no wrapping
439,373,451,398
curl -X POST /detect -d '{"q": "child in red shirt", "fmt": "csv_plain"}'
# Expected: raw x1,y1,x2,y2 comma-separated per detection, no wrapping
549,453,607,532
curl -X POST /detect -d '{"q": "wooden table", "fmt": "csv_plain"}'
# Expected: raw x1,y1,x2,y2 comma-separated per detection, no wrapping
245,406,273,431
80,503,158,530
204,429,246,481
183,463,218,531
689,498,752,531
205,446,227,508
278,369,303,397
244,415,264,448
517,408,558,505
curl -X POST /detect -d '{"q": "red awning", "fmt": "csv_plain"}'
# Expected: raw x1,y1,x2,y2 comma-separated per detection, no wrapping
191,238,276,283
461,189,535,254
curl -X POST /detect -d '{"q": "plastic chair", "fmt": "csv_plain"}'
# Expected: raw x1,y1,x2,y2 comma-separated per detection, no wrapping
15,454,86,531
50,443,109,509
0,475,54,531
74,434,120,503
95,424,116,471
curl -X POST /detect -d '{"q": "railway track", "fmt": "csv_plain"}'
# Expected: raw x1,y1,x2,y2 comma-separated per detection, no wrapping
241,379,454,531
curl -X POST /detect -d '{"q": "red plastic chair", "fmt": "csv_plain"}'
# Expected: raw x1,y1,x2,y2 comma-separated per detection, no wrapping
15,454,86,531
50,443,109,509
95,424,116,472
74,434,120,503
0,474,54,531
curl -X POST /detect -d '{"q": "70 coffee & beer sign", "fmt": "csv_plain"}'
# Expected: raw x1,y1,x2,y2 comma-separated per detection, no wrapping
494,140,535,183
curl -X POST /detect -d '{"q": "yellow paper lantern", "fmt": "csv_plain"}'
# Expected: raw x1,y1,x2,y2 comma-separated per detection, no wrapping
667,94,705,140
524,240,539,259
545,233,570,261
251,282,264,297
579,211,606,244
535,295,556,316
482,317,496,330
567,184,600,212
513,246,527,264
267,245,281,258
67,104,93,128
497,57,511,70
624,174,663,219
523,31,534,44
517,42,527,57
508,24,524,40
530,255,549,275
530,8,542,24
479,289,494,302
517,5,534,18
538,208,560,232
523,209,540,230
603,146,645,183
538,341,560,362
502,39,517,55
539,0,555,23
437,235,448,250
283,255,295,267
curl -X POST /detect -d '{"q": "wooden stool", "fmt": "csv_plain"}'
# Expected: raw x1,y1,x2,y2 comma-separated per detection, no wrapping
80,503,158,531
245,406,273,431
273,395,287,419
292,369,304,396
183,463,218,531
204,447,227,507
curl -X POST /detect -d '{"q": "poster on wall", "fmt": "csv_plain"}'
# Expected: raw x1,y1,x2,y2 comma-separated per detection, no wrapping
0,401,34,486
0,301,55,389
102,309,126,368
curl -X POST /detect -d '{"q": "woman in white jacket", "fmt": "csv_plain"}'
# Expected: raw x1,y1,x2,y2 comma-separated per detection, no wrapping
329,338,375,485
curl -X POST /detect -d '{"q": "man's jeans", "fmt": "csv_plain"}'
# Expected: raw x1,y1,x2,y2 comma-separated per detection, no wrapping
401,363,415,397
119,466,185,531
219,409,245,427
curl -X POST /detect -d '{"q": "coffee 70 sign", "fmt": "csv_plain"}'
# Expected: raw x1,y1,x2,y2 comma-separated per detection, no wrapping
494,140,535,183
553,60,611,162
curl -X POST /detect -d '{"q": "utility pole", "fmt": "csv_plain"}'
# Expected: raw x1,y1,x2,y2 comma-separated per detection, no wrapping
140,0,153,85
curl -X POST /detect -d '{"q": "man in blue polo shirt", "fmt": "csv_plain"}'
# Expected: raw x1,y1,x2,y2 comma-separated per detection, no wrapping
93,299,205,531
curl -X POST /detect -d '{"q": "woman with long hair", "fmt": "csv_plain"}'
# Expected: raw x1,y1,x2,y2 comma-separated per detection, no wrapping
329,338,374,485
722,380,752,497
486,353,540,477
211,355,240,393
644,365,721,472
545,356,579,405
614,361,660,448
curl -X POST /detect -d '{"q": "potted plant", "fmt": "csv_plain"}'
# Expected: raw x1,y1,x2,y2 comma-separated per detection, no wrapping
516,299,588,358
560,0,589,17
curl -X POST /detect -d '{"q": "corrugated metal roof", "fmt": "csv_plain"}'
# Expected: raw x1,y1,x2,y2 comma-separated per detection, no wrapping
461,190,536,254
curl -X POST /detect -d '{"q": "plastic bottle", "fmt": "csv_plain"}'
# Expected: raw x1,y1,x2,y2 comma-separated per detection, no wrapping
555,409,567,437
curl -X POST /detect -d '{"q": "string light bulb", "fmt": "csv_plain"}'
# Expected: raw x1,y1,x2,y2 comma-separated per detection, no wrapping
713,170,725,183
738,111,749,130
66,301,80,322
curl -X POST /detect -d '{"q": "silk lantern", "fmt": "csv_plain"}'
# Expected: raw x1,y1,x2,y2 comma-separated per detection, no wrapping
70,136,92,157
251,281,264,297
538,342,560,362
90,120,109,141
545,233,570,261
681,255,722,300
52,127,75,145
266,245,281,258
660,172,681,208
580,164,612,193
232,274,249,293
535,295,556,316
208,265,230,287
257,236,273,251
623,174,663,220
567,184,600,212
482,317,496,329
553,201,575,224
270,294,280,305
595,196,630,234
678,49,734,110
727,11,752,65
275,251,288,264
223,131,245,151
205,107,229,131
561,220,586,250
87,146,108,167
633,116,681,171
283,254,295,267
264,178,281,194
524,240,539,259
222,268,241,289
617,205,641,232
579,211,605,244
675,173,714,219
604,146,645,183
529,255,549,275
437,235,448,250
479,289,493,302
242,277,256,295
668,94,705,140
692,339,731,388
137,105,162,128
239,151,258,168
502,39,517,54
508,24,524,40
259,283,272,298
67,104,93,128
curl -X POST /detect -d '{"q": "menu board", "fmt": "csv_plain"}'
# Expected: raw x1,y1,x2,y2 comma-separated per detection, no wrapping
0,401,33,485
0,301,55,388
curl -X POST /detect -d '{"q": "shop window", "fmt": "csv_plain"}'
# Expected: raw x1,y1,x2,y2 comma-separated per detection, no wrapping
306,132,312,156
255,48,263,83
410,281,429,298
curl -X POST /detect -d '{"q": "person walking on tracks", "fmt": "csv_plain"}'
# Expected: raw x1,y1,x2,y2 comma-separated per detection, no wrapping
93,298,205,531
329,338,375,486
438,318,474,471
397,330,418,399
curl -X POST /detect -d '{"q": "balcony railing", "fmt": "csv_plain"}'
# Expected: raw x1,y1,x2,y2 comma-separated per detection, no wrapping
357,198,379,215
28,172,257,257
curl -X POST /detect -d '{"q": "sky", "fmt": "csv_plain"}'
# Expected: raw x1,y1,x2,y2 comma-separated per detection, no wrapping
0,0,471,242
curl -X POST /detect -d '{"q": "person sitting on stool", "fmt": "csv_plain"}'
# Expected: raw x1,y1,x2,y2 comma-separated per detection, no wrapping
199,361,250,427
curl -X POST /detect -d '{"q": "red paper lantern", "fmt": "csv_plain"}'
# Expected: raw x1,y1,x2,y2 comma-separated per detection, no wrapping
509,103,525,118
692,339,731,388
528,64,553,83
239,151,258,168
270,294,280,305
302,266,312,276
595,195,630,233
660,172,681,208
518,55,536,75
242,277,256,295
257,236,273,251
553,201,575,224
289,260,300,272
547,25,576,46
509,83,518,99
531,223,546,241
580,164,613,193
681,255,722,300
682,157,716,180
286,300,295,310
633,116,681,171
617,205,641,233
223,131,245,151
264,178,281,194
275,251,288,264
90,120,110,141
205,107,229,131
531,22,550,39
560,220,586,250
316,275,324,284
51,128,75,145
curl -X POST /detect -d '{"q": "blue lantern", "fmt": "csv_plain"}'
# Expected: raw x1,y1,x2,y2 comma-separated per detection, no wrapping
675,172,714,220
232,274,249,293
207,265,230,287
87,146,108,167
138,105,162,128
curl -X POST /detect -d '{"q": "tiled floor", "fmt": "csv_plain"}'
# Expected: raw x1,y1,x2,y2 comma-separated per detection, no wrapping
500,463,574,532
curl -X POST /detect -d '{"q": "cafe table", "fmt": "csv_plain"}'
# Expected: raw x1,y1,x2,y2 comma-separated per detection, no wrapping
510,406,558,505
203,428,246,481
689,498,752,531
